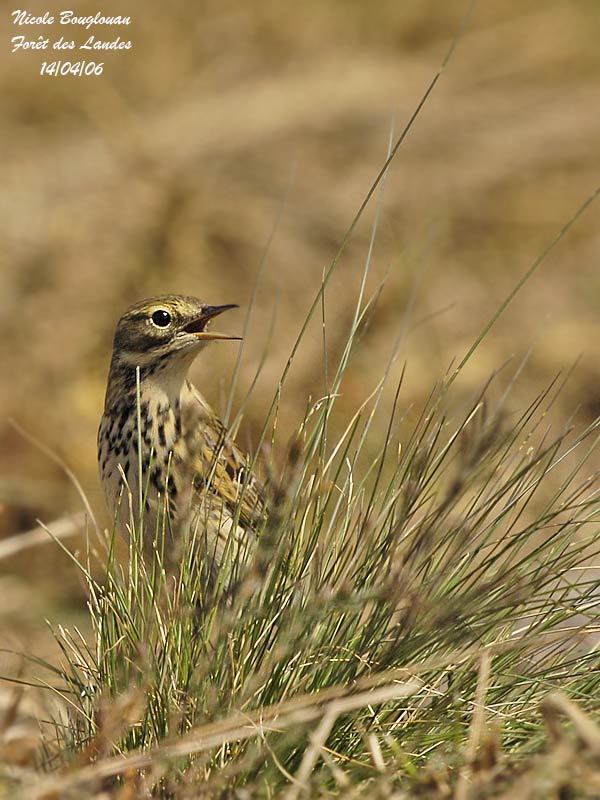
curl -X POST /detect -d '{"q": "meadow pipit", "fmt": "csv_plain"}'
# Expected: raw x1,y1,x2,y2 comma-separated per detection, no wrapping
98,295,264,571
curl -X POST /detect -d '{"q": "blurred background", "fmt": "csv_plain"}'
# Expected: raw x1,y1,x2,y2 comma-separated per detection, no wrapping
0,1,599,661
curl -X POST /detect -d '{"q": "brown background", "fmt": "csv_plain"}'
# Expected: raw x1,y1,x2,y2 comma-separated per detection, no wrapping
0,1,599,652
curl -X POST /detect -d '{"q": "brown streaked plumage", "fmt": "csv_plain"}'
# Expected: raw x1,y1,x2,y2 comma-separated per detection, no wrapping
98,294,263,571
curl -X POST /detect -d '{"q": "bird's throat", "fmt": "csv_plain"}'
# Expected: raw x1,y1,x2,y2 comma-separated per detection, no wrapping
104,348,199,414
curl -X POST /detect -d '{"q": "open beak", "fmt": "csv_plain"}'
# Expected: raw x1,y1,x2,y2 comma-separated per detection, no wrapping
183,304,241,341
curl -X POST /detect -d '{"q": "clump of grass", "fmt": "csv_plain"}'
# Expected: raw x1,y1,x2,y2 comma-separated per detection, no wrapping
23,345,600,799
2,284,600,799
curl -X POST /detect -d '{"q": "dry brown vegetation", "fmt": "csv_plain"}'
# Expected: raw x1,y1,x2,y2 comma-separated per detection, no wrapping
0,1,599,795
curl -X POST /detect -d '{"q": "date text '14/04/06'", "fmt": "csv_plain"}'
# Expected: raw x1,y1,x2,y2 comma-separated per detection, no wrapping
41,61,104,76
11,34,132,53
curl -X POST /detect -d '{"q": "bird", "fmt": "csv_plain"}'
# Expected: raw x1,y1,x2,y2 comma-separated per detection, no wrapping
98,294,264,576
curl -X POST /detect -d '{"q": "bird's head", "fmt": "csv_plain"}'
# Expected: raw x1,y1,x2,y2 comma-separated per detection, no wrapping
106,295,240,400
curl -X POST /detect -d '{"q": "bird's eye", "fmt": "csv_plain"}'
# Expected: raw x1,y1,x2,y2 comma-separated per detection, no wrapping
151,309,172,328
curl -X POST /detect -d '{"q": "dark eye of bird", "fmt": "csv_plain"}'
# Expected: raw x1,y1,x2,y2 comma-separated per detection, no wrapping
151,309,172,328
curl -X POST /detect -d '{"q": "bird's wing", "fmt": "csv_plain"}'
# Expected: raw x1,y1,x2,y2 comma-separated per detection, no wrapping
182,385,265,531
